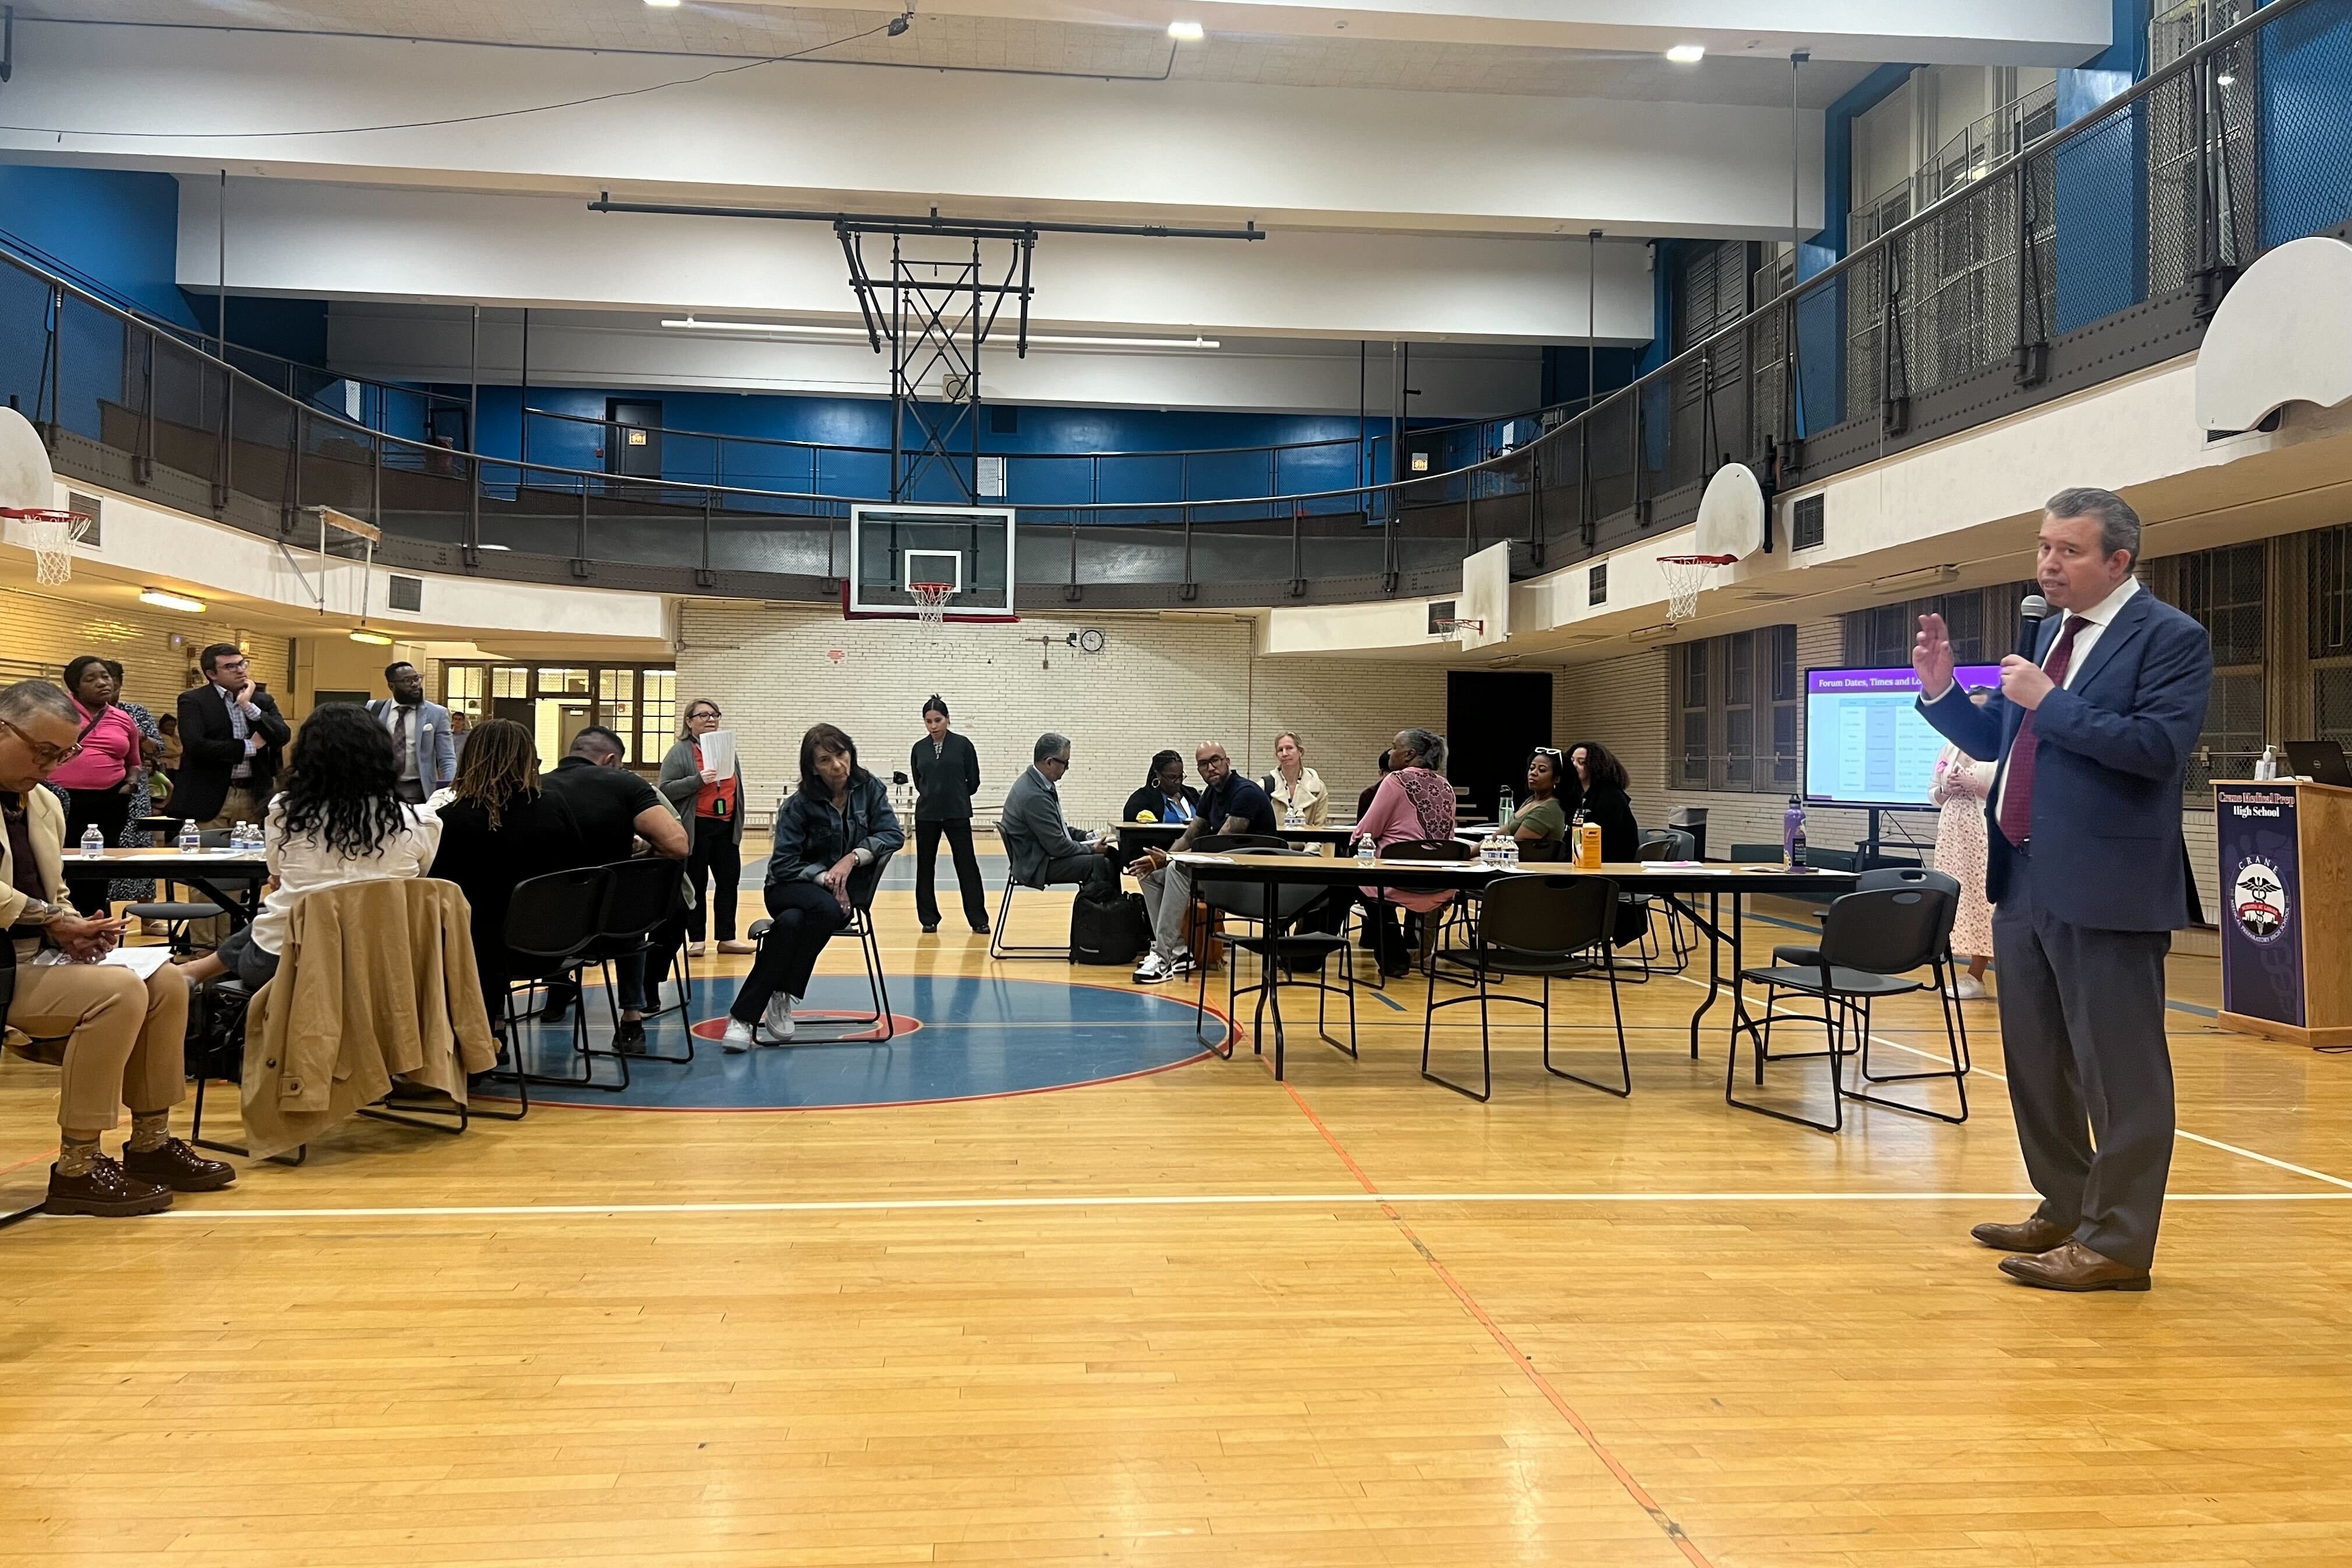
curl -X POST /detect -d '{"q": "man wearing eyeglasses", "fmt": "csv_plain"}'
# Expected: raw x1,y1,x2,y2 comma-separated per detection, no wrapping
0,680,228,1217
173,642,290,831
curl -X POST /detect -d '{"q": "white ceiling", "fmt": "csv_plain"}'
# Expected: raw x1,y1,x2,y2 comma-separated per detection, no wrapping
23,1,1881,106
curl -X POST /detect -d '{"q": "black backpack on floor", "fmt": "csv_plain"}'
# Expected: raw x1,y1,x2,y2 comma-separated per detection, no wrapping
1070,888,1152,965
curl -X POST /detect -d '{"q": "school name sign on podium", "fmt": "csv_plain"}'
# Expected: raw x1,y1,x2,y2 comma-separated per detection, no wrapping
2214,780,2352,1050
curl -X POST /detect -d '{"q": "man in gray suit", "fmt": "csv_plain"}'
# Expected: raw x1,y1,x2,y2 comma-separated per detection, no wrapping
366,662,457,805
999,733,1117,898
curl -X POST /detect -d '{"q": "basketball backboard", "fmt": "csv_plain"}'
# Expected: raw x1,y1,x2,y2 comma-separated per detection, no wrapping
0,406,55,511
1452,540,1511,652
846,504,1018,621
1694,462,1766,559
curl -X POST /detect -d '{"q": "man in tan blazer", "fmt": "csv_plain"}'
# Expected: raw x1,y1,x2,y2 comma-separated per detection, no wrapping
0,680,230,1216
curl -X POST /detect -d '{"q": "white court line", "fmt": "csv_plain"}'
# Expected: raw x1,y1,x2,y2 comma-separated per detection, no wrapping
1670,968,2352,1191
19,1189,2352,1223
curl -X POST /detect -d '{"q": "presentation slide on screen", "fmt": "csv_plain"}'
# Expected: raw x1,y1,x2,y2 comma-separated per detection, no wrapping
1804,666,2002,807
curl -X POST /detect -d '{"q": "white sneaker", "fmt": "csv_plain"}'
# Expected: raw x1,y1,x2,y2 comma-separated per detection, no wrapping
761,994,796,1041
1132,953,1174,984
722,1019,757,1053
1950,973,1988,1000
1168,952,1196,978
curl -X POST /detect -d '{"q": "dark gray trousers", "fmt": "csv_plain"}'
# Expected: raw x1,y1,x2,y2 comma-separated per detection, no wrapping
1991,847,2176,1270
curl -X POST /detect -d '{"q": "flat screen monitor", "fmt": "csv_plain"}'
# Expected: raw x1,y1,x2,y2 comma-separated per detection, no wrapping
1805,665,2003,808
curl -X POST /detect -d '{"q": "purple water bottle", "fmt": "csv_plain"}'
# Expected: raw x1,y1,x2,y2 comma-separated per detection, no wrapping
1782,795,1807,869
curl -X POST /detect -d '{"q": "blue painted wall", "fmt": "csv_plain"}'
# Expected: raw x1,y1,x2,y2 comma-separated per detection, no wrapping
2260,4,2352,248
0,163,198,328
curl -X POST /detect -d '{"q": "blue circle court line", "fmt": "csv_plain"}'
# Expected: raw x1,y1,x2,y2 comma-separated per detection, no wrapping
505,972,1230,1111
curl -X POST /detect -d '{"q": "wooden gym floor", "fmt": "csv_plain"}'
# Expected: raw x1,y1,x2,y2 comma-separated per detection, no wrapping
5,862,2351,1567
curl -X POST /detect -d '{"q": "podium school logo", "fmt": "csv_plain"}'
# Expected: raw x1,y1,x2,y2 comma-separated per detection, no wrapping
2232,856,2290,944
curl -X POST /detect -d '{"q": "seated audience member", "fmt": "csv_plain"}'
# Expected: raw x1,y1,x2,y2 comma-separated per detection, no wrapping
1119,750,1199,862
51,656,145,915
1505,748,1570,848
999,733,1118,901
536,727,688,1041
1260,732,1328,827
426,719,584,1016
1347,728,1458,977
0,680,222,1217
1567,738,1648,947
179,702,444,993
1355,748,1392,820
722,723,904,1050
1125,742,1276,984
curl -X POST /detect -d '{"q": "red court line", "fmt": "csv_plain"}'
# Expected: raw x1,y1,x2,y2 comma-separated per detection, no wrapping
0,1147,60,1178
1279,1080,1718,1568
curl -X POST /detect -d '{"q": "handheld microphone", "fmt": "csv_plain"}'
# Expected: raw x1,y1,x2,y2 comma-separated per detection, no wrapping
2015,593,2051,660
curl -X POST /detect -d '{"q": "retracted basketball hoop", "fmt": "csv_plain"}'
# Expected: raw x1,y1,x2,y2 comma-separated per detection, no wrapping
1656,554,1735,624
6,508,93,585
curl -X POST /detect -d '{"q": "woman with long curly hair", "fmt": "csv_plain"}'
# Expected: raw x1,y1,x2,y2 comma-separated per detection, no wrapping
427,718,584,1010
178,702,442,989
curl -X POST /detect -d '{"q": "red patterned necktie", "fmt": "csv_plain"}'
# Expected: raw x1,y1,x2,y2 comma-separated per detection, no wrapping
1996,615,2087,849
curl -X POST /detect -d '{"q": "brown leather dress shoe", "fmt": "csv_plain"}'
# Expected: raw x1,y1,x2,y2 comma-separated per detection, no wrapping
1998,1240,2152,1293
1971,1215,2075,1253
123,1136,237,1193
44,1154,174,1217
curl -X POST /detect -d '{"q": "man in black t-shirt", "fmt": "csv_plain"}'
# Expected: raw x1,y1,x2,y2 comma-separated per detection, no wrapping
1125,742,1277,984
536,727,688,1047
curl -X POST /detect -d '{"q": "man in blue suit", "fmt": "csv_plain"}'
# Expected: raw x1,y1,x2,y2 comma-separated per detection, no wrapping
1915,488,2212,1292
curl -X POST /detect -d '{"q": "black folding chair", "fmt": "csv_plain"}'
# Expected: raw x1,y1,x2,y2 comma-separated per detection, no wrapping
1423,873,1628,1102
1770,866,1971,1072
586,858,695,1063
1192,849,1357,1079
124,829,261,953
1733,881,1968,1133
492,866,626,1095
1378,838,1476,983
750,850,898,1043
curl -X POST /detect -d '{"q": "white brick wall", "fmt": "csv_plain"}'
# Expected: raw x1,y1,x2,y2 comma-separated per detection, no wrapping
674,604,1450,832
0,584,290,718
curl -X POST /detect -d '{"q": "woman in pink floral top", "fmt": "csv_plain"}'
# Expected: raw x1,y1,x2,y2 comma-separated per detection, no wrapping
1348,727,1457,976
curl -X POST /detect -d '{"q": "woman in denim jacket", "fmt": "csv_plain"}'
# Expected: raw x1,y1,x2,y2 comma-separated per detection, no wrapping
722,723,904,1051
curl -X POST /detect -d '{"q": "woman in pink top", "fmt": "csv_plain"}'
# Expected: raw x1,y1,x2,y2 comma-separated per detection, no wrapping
1348,727,1457,977
50,657,145,914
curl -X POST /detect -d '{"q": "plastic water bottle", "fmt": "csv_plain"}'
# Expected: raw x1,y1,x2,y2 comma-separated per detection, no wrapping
2256,745,2278,781
1502,834,1521,867
1284,804,1305,831
1783,796,1807,867
1355,837,1376,867
178,820,201,853
1497,785,1515,825
79,824,105,859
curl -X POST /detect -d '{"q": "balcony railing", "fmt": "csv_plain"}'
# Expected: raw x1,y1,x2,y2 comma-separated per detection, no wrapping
4,0,2343,612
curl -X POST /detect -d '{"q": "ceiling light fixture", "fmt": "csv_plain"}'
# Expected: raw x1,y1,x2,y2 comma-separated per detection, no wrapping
887,12,911,36
2217,72,2236,86
138,588,205,613
349,629,395,646
643,0,681,8
1167,20,1205,41
662,317,1219,349
1665,43,1706,64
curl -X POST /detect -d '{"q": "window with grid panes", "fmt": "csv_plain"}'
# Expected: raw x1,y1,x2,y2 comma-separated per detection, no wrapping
638,669,676,765
2152,546,2264,796
597,669,638,762
2310,526,2352,751
1843,584,2029,667
1673,626,1799,793
441,664,484,719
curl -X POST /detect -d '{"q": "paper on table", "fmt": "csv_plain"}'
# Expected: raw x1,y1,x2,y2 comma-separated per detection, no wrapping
699,729,737,780
1639,861,1710,872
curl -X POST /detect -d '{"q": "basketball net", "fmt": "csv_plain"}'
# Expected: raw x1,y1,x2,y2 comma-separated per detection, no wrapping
1433,616,1485,646
1656,554,1735,624
7,509,93,584
911,581,957,629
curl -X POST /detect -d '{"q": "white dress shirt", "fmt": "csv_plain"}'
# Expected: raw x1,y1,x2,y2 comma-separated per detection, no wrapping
1993,574,2141,822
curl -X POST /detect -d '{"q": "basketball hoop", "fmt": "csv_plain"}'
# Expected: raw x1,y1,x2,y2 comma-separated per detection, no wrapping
910,580,957,629
6,508,93,584
1432,616,1485,644
1656,554,1735,624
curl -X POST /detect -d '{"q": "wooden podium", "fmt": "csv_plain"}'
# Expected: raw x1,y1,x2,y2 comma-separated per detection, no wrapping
2213,780,2352,1048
